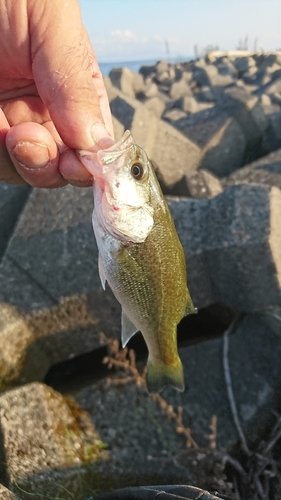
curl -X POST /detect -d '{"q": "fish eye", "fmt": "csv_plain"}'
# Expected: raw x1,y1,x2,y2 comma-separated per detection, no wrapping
131,162,144,180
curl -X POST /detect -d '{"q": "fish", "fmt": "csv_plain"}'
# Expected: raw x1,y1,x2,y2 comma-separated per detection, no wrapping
80,130,196,393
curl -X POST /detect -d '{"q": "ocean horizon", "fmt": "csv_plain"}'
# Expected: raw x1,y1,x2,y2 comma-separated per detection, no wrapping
99,56,193,76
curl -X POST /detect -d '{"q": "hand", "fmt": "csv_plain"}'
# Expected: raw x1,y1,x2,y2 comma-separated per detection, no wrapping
0,0,114,188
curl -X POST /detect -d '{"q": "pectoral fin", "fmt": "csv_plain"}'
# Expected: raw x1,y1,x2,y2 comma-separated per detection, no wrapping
121,311,138,347
98,254,106,290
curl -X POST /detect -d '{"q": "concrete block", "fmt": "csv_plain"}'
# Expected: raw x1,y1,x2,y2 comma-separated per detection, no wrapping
110,94,159,149
0,383,107,499
195,85,216,102
109,67,135,98
216,61,238,78
221,86,269,142
0,485,20,499
151,119,201,187
112,116,124,141
169,184,281,311
155,60,175,84
110,93,201,187
168,169,223,198
174,107,246,177
0,185,121,388
163,109,187,122
199,116,246,177
142,96,165,118
139,64,155,79
0,182,31,261
193,63,234,88
169,78,193,100
223,149,281,190
262,110,281,153
191,170,223,198
142,80,158,98
234,56,256,74
74,314,281,464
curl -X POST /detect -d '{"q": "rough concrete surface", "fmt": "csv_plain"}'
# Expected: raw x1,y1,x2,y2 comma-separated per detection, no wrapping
0,183,31,261
0,186,121,388
223,148,281,189
169,183,281,311
0,485,19,500
74,314,281,490
0,383,107,499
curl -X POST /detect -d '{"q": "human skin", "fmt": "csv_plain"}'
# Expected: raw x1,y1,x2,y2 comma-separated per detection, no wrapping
0,0,114,188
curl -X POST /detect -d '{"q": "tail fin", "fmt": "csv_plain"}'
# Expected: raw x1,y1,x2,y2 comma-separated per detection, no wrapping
146,358,184,394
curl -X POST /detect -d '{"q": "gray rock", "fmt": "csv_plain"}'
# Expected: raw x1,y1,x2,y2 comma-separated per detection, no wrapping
162,108,187,122
195,85,216,102
270,91,281,106
110,92,159,148
221,86,268,142
109,67,136,98
169,184,281,311
155,60,175,84
216,61,238,78
150,119,201,187
142,96,166,118
0,383,107,499
0,485,20,499
0,186,121,387
169,78,193,100
193,62,234,88
112,115,125,141
260,93,272,107
174,107,246,177
223,149,281,190
167,169,223,198
183,96,214,114
109,93,201,187
199,115,246,177
258,53,280,73
139,64,155,79
132,72,145,95
262,110,281,153
180,96,200,114
185,170,223,198
74,314,281,464
254,72,281,96
234,56,256,74
0,182,31,261
142,80,159,98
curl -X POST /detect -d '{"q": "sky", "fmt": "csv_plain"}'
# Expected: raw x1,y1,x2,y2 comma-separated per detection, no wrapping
79,0,281,63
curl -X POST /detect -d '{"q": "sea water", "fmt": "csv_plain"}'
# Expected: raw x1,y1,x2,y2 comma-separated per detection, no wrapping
99,57,192,76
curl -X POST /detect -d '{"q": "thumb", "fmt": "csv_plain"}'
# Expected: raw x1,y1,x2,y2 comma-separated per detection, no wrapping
28,0,114,151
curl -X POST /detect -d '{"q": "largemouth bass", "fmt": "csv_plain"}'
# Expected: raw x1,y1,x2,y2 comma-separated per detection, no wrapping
80,130,196,393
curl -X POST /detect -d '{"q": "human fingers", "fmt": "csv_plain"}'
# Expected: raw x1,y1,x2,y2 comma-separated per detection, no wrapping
28,0,114,152
5,122,67,188
0,109,25,184
2,97,94,186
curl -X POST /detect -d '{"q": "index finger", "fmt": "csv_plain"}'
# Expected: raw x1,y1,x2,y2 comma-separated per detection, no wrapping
28,0,114,151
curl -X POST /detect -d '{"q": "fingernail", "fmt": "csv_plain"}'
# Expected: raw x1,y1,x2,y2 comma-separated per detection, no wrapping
12,142,50,169
91,124,115,150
